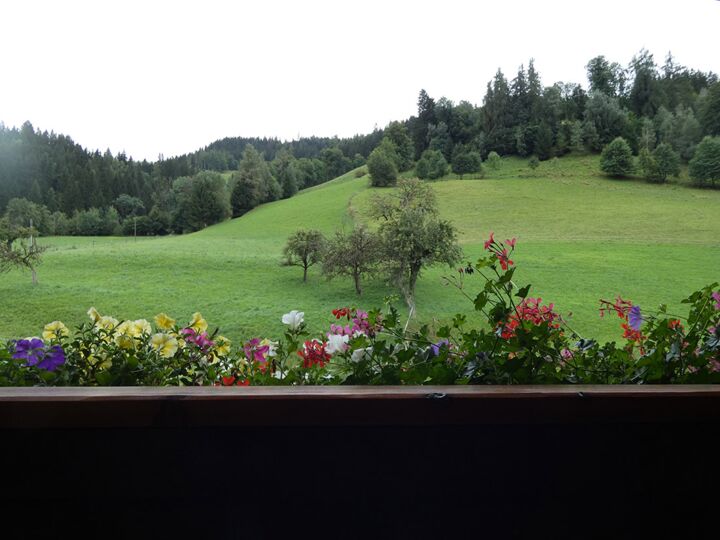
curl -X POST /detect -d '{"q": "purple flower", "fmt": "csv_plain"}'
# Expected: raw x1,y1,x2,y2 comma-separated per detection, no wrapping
628,305,643,331
11,339,66,371
430,339,450,356
712,291,720,310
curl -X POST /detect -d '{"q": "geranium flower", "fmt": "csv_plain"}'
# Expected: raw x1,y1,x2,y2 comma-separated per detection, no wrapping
713,291,720,310
150,333,179,358
42,321,69,340
154,313,176,331
244,338,270,364
282,310,304,330
483,232,495,250
325,333,349,355
188,312,208,333
351,346,373,363
506,237,517,248
298,339,330,368
498,248,514,271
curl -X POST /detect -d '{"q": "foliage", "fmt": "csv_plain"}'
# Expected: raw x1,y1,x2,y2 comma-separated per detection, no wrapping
600,137,634,177
370,179,461,312
3,240,719,387
416,149,448,180
282,229,326,282
367,143,399,187
528,156,540,170
322,225,381,295
639,143,680,183
700,82,720,137
231,145,279,217
485,151,502,170
383,122,414,172
451,148,483,178
689,136,720,187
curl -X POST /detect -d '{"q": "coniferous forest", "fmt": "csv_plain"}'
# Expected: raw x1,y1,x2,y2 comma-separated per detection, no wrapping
1,50,719,237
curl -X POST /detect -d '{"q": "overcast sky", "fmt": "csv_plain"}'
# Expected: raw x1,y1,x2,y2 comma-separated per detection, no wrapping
1,0,718,161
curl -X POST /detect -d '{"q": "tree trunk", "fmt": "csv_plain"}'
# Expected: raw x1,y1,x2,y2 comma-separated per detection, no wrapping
31,267,37,286
303,265,308,282
354,271,362,295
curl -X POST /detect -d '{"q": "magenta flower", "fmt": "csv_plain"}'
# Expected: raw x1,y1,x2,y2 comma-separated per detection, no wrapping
712,291,720,310
628,305,643,331
244,338,270,364
180,328,215,351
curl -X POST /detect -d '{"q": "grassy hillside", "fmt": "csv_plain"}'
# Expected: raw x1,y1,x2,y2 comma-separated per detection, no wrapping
2,155,719,344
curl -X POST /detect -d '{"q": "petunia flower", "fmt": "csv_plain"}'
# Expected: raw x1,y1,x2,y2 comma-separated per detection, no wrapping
150,333,179,358
281,310,304,330
42,321,69,341
628,305,643,331
12,339,65,371
430,339,450,356
154,313,176,331
214,336,232,357
87,307,101,323
188,312,208,334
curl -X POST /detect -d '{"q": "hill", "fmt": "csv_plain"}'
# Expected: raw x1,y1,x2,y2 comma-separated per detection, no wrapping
1,154,719,344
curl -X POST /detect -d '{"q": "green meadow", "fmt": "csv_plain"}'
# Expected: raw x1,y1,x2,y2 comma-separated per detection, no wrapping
2,154,719,343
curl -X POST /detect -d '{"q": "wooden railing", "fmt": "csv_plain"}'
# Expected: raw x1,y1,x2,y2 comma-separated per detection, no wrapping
1,386,718,537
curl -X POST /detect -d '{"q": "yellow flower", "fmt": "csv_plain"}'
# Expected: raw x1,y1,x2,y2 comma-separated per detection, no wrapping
132,319,152,336
96,315,119,332
189,312,208,333
154,313,176,331
42,321,69,340
87,352,112,370
115,334,135,350
215,336,231,357
151,333,179,358
87,307,101,323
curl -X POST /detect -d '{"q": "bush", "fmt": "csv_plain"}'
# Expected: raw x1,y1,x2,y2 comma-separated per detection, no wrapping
600,137,634,177
367,147,398,187
528,156,540,170
451,150,483,178
689,136,720,188
415,149,448,180
640,143,680,184
486,151,501,170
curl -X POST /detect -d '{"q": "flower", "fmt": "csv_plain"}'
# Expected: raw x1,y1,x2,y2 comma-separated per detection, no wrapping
115,334,136,349
244,338,270,364
628,305,643,331
188,312,208,333
116,319,152,339
180,328,214,351
12,339,65,371
506,237,517,248
713,291,720,310
87,307,101,323
260,338,277,357
430,339,450,356
483,232,495,250
298,339,331,368
150,333,179,358
325,334,349,355
214,336,231,357
281,310,304,330
351,347,373,363
96,315,119,332
154,313,176,331
497,248,514,271
42,321,69,341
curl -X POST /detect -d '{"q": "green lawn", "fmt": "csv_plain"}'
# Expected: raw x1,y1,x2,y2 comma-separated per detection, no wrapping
2,155,719,344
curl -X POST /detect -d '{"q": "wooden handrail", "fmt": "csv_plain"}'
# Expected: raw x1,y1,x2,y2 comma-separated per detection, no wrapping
1,385,719,428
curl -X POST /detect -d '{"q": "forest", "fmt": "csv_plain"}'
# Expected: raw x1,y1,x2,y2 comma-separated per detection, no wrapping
1,49,719,237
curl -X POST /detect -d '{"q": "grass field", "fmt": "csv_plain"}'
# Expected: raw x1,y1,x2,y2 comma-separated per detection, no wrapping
2,154,719,344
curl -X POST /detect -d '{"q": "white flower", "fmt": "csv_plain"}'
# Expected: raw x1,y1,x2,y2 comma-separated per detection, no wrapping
351,346,373,363
325,334,349,355
281,310,304,330
261,338,278,357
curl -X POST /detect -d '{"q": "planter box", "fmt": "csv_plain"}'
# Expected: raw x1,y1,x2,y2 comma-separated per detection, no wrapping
1,386,719,537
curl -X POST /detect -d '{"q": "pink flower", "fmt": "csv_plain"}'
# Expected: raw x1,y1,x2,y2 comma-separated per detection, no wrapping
180,328,215,351
244,338,270,364
506,237,516,248
712,291,720,310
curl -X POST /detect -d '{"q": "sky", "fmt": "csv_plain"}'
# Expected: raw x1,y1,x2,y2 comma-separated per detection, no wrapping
1,0,719,162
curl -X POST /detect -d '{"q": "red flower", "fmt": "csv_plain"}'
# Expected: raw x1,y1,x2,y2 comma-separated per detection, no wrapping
297,340,331,368
483,232,495,250
669,319,684,331
506,237,516,248
220,376,250,386
498,248,514,271
498,297,562,339
332,307,351,319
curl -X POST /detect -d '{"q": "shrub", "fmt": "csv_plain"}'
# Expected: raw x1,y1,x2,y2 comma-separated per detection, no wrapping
640,143,680,184
451,150,483,178
600,137,634,177
367,146,398,187
415,149,448,180
689,136,720,188
486,151,501,170
528,156,540,170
